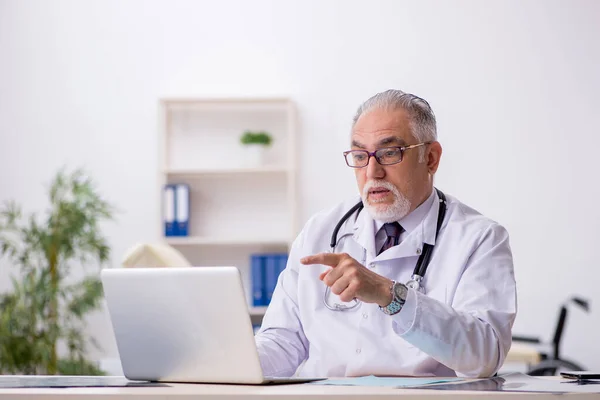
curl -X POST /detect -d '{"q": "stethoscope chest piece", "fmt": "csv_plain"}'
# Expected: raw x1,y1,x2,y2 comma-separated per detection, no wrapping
405,274,424,294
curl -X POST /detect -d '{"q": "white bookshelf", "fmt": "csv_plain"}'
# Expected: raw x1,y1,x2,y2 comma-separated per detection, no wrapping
158,98,297,320
164,166,290,176
164,236,291,246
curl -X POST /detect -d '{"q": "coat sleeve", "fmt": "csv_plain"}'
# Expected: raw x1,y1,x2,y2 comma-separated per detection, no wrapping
254,230,309,377
391,222,517,377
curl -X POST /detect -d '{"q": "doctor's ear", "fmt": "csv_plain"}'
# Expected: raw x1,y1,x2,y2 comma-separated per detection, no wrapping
426,141,442,174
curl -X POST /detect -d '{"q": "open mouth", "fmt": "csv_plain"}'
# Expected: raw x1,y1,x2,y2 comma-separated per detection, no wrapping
368,187,391,199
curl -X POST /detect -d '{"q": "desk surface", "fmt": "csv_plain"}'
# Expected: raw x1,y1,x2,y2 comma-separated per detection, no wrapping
0,378,598,400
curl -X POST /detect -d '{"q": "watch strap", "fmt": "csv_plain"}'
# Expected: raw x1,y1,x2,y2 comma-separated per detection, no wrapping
379,281,406,316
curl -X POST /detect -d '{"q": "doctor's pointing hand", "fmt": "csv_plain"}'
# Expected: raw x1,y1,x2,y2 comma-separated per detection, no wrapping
300,253,393,306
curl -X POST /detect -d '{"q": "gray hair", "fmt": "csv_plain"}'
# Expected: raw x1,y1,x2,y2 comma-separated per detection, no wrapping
352,90,437,161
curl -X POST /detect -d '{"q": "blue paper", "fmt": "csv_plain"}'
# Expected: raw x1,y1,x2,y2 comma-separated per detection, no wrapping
310,375,464,388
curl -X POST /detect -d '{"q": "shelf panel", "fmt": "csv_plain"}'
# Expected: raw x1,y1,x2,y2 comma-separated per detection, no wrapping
162,97,290,103
164,236,291,246
162,98,291,113
164,165,291,177
248,306,268,316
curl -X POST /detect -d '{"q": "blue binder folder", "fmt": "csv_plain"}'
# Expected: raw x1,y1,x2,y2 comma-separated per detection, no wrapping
277,253,288,275
264,254,279,305
174,184,189,236
251,254,265,306
163,185,175,237
251,253,290,306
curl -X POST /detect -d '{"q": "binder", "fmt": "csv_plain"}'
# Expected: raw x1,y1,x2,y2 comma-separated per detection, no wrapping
163,185,175,237
251,253,289,306
264,254,279,305
251,254,265,306
277,253,288,276
174,184,190,236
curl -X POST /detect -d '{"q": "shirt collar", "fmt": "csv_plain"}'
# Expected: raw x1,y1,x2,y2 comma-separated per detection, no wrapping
373,189,437,240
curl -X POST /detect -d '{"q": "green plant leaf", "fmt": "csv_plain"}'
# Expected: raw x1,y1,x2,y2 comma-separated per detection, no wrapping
57,358,105,376
240,130,273,146
65,277,104,319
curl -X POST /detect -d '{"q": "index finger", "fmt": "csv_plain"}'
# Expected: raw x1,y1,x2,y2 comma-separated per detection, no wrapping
300,253,343,267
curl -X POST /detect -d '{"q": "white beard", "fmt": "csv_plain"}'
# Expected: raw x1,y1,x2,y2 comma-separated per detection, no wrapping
361,180,411,223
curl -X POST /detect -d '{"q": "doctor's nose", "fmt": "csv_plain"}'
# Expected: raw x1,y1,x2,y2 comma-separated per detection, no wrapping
365,155,385,180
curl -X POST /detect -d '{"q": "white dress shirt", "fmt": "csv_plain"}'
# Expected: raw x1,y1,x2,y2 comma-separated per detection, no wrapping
255,189,517,378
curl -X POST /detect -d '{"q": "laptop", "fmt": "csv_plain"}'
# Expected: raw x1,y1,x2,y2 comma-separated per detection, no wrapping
101,266,323,385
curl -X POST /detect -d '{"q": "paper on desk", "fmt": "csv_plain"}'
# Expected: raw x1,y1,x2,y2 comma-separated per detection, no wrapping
310,375,464,388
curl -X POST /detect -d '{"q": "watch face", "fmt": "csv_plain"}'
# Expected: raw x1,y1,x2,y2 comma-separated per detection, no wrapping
394,282,408,300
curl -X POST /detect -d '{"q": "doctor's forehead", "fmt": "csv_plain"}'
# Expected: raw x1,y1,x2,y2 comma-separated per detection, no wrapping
351,135,407,149
351,108,414,147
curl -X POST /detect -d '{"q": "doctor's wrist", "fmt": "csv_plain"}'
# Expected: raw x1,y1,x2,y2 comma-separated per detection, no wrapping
376,278,395,307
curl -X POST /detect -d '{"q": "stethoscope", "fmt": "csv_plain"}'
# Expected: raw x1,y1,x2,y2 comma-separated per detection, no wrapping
323,188,447,311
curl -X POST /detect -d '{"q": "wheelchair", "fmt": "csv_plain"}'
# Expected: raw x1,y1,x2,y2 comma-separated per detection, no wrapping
512,296,590,376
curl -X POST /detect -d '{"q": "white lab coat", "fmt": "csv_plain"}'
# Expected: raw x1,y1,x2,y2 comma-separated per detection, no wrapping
255,190,517,378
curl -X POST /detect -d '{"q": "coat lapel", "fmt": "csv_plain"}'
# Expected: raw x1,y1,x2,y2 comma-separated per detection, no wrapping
352,207,377,259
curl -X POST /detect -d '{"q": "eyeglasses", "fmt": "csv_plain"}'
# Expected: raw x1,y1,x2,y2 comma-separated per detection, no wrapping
343,142,431,168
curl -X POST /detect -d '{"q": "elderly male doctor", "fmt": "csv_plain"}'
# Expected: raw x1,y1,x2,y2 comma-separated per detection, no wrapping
255,89,517,378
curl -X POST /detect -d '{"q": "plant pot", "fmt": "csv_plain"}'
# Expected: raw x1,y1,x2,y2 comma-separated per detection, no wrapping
242,144,267,167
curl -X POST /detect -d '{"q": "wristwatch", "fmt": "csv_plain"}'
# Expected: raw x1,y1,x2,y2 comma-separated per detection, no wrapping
379,281,408,315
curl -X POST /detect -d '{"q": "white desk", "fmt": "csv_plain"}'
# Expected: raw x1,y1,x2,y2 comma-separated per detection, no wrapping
0,379,598,400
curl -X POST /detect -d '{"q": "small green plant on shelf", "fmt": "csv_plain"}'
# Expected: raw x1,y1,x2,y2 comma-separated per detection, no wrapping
240,130,273,146
0,168,115,375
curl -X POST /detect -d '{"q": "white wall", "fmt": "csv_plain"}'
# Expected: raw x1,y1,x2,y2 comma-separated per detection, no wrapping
1,0,599,371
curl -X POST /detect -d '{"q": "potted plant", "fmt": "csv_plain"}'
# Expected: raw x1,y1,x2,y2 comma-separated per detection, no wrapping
0,168,114,375
240,130,273,166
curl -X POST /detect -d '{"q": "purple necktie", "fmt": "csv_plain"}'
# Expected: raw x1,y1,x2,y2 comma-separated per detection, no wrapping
378,222,403,255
